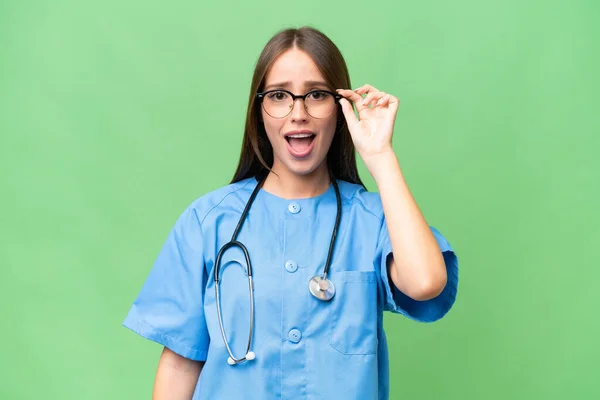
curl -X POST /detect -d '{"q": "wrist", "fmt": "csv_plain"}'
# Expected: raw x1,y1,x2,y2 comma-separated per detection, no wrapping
363,148,400,182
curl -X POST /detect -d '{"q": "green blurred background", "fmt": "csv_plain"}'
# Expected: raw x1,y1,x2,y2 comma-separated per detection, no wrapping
1,0,598,398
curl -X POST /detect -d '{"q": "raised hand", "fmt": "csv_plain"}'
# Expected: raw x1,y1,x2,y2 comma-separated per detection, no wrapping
336,84,400,165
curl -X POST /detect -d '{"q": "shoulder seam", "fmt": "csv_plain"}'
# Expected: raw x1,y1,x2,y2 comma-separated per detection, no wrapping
198,179,255,225
338,183,383,222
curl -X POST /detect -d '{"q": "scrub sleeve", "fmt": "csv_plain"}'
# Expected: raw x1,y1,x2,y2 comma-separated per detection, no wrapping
377,221,459,322
122,206,210,361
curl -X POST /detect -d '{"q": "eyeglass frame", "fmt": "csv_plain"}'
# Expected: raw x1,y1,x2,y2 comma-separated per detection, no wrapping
256,89,343,119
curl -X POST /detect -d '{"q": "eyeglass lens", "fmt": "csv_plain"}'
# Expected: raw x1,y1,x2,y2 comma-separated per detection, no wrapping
262,91,335,119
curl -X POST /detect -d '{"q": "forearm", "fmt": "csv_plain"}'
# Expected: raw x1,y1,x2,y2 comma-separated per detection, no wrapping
153,347,204,400
365,150,447,301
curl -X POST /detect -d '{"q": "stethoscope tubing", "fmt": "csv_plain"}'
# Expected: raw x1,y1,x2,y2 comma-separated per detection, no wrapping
214,174,341,365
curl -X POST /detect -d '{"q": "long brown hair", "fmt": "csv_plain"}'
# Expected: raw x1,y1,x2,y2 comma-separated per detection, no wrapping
230,26,365,188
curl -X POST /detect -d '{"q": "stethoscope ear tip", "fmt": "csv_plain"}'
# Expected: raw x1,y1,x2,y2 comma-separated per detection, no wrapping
227,357,235,365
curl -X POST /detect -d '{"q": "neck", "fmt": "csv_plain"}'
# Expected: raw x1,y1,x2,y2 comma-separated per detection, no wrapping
262,162,331,199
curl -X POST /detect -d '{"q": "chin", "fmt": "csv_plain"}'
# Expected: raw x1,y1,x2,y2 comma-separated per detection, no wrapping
285,162,320,176
277,154,326,177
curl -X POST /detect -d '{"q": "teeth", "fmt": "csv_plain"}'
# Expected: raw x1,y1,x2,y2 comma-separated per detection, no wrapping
287,133,314,138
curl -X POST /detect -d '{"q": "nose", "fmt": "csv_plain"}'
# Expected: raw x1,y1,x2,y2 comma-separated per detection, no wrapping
290,97,309,122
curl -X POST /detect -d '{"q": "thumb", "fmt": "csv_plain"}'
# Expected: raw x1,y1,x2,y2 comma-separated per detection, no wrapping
339,98,358,128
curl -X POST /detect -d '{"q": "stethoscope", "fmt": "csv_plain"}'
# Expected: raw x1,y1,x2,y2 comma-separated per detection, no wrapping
214,174,342,365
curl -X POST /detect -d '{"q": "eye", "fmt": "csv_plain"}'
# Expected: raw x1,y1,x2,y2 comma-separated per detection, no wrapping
308,90,330,101
266,91,289,102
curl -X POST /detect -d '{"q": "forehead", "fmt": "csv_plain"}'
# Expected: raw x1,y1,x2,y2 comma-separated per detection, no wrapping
264,48,327,90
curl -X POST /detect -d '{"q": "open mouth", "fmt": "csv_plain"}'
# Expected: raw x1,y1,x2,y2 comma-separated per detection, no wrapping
285,132,316,157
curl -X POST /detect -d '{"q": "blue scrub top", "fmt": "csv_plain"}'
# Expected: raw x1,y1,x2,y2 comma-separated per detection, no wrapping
123,177,459,399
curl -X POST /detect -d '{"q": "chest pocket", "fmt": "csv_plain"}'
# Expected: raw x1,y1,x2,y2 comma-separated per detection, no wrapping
329,270,379,355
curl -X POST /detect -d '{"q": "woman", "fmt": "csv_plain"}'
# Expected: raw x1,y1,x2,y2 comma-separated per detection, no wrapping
123,26,458,400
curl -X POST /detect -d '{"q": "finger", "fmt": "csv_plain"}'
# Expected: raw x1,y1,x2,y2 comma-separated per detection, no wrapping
387,95,400,110
354,84,380,95
337,89,372,114
376,94,391,107
354,84,378,94
362,91,386,108
336,89,362,104
338,97,358,128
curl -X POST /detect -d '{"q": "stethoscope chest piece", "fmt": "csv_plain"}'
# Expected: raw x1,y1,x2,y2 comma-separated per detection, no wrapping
309,275,335,301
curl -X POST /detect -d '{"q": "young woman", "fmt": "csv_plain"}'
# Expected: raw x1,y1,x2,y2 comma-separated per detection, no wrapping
123,26,459,400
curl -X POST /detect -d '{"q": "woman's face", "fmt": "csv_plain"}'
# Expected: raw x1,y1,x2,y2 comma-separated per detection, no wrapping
260,48,338,178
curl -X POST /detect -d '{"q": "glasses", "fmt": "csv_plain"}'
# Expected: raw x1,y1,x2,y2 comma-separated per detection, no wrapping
256,89,341,119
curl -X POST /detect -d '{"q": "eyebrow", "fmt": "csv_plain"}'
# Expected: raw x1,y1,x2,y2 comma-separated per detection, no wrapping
263,80,330,91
